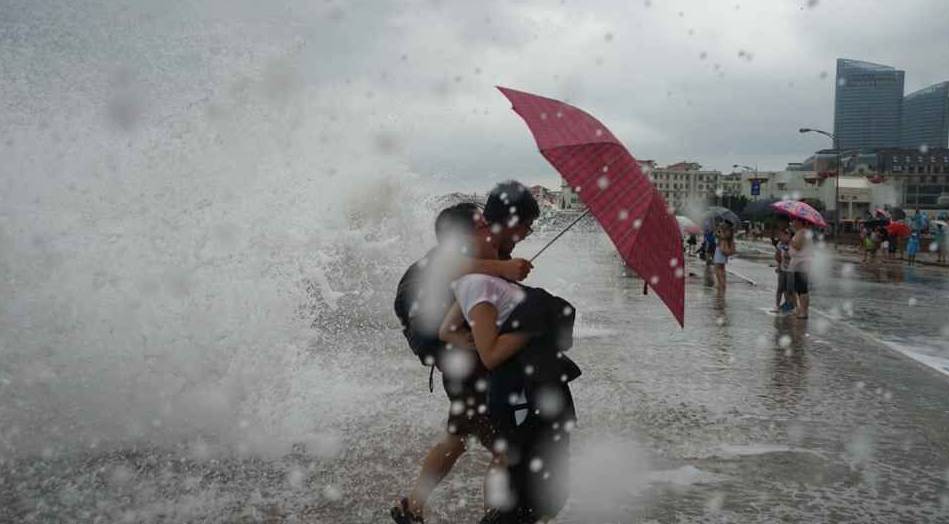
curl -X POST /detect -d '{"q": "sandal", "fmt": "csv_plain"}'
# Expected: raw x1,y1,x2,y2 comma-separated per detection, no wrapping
390,497,424,524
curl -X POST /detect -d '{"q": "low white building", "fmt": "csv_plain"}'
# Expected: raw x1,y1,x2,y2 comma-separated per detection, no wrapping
647,161,727,212
731,170,822,202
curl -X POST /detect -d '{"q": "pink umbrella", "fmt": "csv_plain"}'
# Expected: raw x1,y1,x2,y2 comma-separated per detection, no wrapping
498,86,684,326
770,200,828,228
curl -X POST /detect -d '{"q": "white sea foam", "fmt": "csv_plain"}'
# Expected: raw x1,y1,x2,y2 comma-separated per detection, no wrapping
0,12,439,459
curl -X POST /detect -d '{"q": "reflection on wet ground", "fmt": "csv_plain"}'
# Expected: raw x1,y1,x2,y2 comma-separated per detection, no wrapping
3,233,949,522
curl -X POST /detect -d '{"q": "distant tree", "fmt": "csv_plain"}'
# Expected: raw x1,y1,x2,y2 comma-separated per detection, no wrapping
801,197,825,212
721,194,749,215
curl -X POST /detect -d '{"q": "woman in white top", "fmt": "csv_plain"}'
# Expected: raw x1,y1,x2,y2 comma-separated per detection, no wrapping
712,222,735,293
440,261,531,370
788,218,813,319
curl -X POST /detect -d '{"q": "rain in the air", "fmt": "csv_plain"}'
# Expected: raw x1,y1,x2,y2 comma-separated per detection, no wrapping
3,1,949,522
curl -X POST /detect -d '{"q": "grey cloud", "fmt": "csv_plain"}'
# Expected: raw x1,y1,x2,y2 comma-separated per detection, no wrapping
3,0,948,190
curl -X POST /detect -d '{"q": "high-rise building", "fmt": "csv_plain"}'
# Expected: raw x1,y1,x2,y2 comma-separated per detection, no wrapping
834,59,905,150
901,81,949,150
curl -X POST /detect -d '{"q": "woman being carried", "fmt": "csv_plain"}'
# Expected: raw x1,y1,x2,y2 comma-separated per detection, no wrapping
438,211,579,523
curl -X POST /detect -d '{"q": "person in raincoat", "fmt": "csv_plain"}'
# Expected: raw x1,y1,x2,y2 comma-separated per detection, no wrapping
935,224,946,265
906,231,920,266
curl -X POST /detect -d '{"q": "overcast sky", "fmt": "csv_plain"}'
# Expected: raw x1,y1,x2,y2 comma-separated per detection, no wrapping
4,0,949,193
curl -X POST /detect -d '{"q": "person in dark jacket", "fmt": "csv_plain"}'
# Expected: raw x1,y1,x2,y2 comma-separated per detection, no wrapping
391,184,539,524
435,187,580,524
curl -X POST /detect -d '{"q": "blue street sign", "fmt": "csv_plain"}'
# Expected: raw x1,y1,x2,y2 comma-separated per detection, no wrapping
751,180,761,196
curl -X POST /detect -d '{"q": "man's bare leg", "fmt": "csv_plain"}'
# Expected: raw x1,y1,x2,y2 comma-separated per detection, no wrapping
404,433,467,516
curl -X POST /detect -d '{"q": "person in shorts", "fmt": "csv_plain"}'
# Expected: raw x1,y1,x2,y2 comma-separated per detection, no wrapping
712,222,734,293
391,184,539,524
772,228,795,313
788,218,813,319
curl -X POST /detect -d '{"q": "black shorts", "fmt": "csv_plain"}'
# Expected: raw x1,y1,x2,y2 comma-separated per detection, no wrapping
777,271,793,293
792,271,809,295
446,404,496,449
442,371,496,449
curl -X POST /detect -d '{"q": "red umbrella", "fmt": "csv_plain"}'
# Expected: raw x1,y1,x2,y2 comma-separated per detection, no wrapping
885,222,911,238
498,86,684,327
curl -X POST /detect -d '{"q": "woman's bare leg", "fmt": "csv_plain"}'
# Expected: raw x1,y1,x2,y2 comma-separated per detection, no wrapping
714,265,726,293
797,293,809,319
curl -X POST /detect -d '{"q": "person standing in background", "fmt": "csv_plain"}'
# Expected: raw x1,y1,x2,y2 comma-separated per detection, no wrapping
788,218,813,319
934,224,946,265
906,231,920,266
771,228,794,314
712,222,735,294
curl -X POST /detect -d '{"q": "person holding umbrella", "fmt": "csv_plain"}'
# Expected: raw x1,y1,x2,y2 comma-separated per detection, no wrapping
712,221,735,293
788,218,814,319
391,197,537,524
885,221,912,260
770,201,825,319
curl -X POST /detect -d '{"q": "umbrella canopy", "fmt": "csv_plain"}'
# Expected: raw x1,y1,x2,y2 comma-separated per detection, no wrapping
889,208,907,220
676,216,701,235
740,198,780,220
933,220,947,229
499,86,684,326
874,208,891,219
885,222,911,238
770,200,828,228
702,206,740,230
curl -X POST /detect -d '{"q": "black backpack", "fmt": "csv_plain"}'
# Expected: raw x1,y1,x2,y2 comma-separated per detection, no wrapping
393,251,453,367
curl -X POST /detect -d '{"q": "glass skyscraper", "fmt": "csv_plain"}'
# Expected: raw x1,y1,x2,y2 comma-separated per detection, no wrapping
901,81,949,150
833,59,905,150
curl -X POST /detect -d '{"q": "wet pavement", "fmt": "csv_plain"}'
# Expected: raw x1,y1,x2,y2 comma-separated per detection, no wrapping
3,230,949,522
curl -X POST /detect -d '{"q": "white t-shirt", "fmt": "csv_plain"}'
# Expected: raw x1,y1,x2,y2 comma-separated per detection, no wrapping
452,274,526,326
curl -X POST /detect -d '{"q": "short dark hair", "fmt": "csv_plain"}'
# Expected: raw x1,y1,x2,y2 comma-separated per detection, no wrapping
434,202,481,243
483,180,540,227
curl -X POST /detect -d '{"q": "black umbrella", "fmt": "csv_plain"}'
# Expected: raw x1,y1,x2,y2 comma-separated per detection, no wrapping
740,198,780,220
702,206,740,230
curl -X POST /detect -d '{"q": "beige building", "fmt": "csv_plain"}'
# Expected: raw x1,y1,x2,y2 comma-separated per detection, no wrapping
731,169,876,222
647,161,728,212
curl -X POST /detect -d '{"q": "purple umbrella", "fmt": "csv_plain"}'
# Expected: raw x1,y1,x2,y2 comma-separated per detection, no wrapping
770,200,828,228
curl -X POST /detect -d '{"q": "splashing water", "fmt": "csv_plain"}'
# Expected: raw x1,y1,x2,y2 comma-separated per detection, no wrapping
0,14,439,462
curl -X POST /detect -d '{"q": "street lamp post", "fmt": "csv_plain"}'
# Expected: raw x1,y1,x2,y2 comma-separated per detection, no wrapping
799,128,840,250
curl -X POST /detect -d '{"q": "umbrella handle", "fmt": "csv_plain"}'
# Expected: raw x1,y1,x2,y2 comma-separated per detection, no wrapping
529,209,592,263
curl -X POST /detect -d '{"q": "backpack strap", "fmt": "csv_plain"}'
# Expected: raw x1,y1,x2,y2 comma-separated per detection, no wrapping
428,364,435,393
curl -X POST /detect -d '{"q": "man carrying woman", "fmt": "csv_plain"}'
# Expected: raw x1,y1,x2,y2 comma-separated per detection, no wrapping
392,182,579,523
